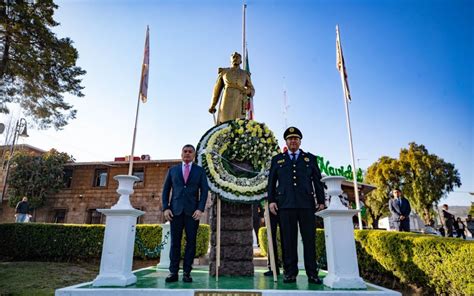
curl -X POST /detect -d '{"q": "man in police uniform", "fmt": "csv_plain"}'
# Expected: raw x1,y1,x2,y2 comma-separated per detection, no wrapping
267,127,325,284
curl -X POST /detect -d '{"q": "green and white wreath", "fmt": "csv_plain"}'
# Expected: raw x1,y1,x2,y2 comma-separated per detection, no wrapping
197,119,280,203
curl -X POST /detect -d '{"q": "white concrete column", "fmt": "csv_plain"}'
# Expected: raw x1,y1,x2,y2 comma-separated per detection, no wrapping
316,176,366,289
157,223,171,269
93,175,144,287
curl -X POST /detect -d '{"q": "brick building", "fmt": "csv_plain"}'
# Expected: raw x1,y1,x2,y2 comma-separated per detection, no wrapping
0,146,203,224
0,145,373,226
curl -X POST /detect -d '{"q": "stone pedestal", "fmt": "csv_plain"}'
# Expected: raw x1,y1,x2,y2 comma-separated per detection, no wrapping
157,223,171,269
316,176,366,289
93,175,144,287
209,195,254,276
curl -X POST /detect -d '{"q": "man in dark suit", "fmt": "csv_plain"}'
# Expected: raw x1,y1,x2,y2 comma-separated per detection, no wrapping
267,127,325,284
388,188,411,232
162,144,209,283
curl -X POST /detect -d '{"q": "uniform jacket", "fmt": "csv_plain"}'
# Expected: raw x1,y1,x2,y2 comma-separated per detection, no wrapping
162,163,209,216
267,150,325,209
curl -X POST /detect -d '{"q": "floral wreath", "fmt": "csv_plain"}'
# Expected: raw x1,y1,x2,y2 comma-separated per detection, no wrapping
197,119,280,203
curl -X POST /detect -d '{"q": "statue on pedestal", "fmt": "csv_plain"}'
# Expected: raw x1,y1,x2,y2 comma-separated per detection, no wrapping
209,52,255,124
204,52,263,277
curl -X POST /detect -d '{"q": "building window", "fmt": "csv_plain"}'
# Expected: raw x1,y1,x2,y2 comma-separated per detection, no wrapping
93,169,108,187
63,168,73,188
52,209,67,223
87,209,104,224
133,168,145,187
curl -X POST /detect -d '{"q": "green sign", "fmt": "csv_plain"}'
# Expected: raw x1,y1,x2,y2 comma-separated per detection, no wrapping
316,155,363,183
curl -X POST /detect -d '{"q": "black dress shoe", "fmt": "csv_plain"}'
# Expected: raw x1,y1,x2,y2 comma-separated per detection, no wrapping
308,275,322,284
264,269,280,276
283,275,296,283
165,273,178,283
182,273,193,283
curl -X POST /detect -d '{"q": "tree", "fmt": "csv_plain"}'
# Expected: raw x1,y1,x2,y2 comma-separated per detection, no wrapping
398,142,461,224
364,156,403,229
0,0,85,129
7,149,73,210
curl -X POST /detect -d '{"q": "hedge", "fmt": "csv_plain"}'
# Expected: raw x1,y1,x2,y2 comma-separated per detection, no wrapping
258,227,474,295
0,223,210,261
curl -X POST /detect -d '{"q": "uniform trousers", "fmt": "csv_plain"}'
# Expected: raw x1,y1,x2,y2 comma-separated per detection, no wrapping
279,208,317,278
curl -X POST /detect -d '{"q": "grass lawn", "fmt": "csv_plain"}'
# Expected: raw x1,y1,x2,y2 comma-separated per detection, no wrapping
0,259,158,296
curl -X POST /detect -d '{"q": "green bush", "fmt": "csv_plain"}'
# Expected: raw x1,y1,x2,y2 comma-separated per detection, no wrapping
257,226,282,258
134,224,163,259
0,223,104,260
193,223,211,258
0,223,210,261
259,227,474,295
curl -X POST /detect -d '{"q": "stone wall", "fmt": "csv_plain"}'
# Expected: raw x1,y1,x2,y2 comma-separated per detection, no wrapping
209,196,254,276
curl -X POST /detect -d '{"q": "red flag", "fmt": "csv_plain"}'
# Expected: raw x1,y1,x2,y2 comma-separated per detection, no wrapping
139,26,150,103
336,26,351,102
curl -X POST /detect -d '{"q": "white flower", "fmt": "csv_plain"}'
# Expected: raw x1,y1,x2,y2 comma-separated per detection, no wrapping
197,119,279,202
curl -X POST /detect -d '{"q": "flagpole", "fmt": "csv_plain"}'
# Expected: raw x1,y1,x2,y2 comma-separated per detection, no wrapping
242,3,246,60
336,25,363,230
128,26,150,175
341,82,363,230
128,94,141,175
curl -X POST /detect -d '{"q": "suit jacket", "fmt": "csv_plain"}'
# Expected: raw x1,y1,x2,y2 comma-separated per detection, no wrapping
267,150,325,209
162,163,209,216
388,197,411,225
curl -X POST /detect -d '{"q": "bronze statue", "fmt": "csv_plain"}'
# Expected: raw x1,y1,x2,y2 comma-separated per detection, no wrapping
209,52,255,124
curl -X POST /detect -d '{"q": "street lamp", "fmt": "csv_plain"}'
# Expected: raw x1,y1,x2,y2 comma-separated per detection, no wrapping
1,118,29,205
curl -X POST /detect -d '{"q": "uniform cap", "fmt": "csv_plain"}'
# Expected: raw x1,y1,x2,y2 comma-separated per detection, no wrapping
284,127,302,140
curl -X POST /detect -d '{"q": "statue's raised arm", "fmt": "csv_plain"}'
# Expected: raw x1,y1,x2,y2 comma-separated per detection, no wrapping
209,52,255,124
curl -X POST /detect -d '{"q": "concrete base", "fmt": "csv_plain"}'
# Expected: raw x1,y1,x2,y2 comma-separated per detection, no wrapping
323,273,367,290
92,273,137,287
56,266,401,296
57,288,400,296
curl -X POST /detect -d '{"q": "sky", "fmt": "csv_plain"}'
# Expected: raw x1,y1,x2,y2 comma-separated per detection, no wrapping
2,0,473,206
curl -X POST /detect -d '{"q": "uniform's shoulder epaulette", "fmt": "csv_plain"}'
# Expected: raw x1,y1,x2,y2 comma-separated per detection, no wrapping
301,151,316,163
272,153,285,162
273,153,284,159
275,153,286,164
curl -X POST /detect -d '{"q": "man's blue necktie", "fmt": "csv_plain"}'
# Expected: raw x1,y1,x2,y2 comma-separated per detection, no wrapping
291,153,296,163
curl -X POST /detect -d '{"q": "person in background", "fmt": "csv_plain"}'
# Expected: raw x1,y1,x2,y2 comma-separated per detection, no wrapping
441,204,455,237
466,215,474,238
15,196,30,223
388,188,411,232
455,217,466,239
